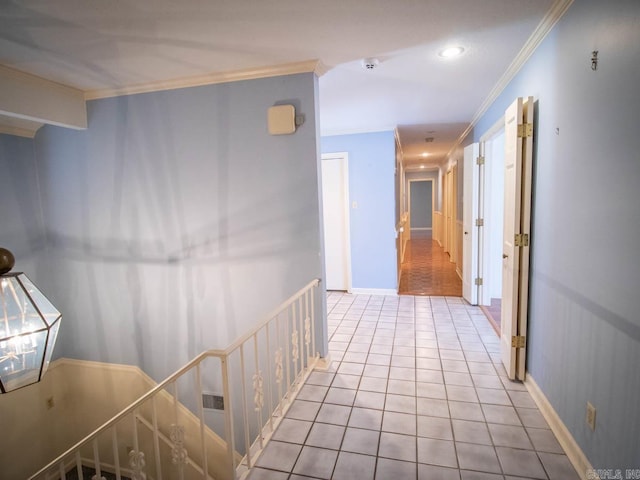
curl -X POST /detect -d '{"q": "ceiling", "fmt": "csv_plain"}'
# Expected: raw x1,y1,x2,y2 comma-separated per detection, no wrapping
0,0,557,168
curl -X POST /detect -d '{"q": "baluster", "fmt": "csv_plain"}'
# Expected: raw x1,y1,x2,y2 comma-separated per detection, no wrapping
75,451,83,480
93,438,102,479
239,344,252,468
151,396,162,479
291,303,299,382
194,365,208,479
264,324,275,432
111,426,122,480
171,382,186,480
130,410,146,480
252,334,264,450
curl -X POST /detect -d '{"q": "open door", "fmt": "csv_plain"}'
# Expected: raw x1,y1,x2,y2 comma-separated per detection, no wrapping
501,97,534,380
462,143,480,305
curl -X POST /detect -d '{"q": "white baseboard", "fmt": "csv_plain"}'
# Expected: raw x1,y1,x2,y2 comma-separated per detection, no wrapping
350,288,398,296
524,374,595,480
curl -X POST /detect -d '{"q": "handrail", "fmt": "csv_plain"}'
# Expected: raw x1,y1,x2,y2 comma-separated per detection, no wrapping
29,278,322,480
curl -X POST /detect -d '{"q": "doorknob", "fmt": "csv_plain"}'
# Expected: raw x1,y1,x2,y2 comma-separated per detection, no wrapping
464,231,468,235
502,254,508,259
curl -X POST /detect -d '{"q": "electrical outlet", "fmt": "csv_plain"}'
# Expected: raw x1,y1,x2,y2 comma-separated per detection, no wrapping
46,396,55,409
586,402,596,430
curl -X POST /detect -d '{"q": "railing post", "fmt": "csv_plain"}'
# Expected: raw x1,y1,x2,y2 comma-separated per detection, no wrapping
194,364,208,479
112,427,122,480
220,357,237,480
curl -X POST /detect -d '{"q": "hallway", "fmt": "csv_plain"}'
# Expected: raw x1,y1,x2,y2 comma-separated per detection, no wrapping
249,292,579,480
399,231,462,297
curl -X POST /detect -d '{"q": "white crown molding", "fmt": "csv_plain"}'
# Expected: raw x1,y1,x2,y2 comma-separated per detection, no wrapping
446,0,574,159
0,123,42,138
321,125,397,137
85,59,325,100
0,64,86,129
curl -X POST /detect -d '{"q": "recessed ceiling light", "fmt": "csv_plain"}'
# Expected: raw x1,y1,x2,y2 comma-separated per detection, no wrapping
421,152,429,157
439,46,465,58
420,165,425,169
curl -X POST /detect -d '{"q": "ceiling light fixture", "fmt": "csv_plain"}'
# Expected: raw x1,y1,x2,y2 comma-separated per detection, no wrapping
421,153,429,157
439,46,465,58
420,165,425,169
0,247,61,393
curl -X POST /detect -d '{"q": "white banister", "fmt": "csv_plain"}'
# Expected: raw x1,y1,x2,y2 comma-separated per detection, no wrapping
28,278,322,480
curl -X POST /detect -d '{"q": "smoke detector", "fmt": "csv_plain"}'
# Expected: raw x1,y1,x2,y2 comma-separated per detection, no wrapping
362,58,380,70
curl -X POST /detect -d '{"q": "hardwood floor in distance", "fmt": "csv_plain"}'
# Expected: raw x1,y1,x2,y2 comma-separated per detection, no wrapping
398,230,462,296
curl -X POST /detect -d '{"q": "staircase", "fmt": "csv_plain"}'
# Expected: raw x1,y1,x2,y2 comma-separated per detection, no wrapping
29,279,322,480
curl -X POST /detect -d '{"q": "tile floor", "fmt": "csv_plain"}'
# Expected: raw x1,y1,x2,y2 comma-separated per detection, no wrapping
398,231,462,297
249,293,580,480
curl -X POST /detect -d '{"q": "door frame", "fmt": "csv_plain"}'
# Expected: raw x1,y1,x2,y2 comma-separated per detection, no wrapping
479,118,506,307
407,178,434,233
321,152,353,292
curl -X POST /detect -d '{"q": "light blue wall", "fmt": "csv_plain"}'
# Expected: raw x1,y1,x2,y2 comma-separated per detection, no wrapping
472,0,640,469
321,131,397,290
0,135,46,277
28,73,325,381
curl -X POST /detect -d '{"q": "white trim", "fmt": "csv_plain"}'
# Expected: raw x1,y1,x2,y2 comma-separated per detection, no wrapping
85,59,325,100
0,124,41,138
524,374,596,480
350,288,398,296
321,125,397,137
410,227,432,231
0,64,87,129
446,0,574,159
321,152,353,293
50,357,156,383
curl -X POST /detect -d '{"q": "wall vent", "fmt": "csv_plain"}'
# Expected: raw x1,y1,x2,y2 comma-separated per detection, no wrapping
202,393,225,411
424,137,434,143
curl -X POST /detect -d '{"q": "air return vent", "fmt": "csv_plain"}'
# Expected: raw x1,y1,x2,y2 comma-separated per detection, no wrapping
424,137,434,143
202,393,225,411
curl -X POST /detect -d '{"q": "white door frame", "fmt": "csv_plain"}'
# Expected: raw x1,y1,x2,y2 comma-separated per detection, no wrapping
407,178,434,232
321,152,352,292
479,118,506,306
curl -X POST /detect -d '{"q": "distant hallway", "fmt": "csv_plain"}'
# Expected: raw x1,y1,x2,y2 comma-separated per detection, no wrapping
398,230,462,296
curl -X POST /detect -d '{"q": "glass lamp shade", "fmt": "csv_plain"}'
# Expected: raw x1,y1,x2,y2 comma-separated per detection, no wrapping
0,272,61,393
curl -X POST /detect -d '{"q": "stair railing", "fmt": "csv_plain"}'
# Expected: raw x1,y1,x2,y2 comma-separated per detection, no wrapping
28,278,322,480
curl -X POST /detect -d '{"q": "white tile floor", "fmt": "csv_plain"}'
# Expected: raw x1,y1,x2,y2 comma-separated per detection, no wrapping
249,293,581,480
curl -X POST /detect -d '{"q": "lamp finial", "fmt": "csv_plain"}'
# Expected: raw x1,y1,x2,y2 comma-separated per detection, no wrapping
0,248,15,275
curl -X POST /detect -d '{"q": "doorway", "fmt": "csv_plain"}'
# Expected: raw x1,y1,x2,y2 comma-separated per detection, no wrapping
408,179,433,236
480,125,506,333
321,152,352,292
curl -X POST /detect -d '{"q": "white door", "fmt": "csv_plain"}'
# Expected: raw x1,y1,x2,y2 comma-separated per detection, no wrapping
321,153,351,291
501,97,534,380
462,143,480,305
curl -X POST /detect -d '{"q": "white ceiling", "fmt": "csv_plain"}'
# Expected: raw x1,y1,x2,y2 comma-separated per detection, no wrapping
0,0,557,166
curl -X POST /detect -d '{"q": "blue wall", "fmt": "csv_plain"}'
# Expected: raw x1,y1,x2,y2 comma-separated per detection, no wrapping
0,134,45,276
472,0,640,469
16,73,326,381
321,131,397,291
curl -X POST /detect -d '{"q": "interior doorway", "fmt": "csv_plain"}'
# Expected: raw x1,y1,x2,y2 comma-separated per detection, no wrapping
408,179,433,235
321,152,352,292
479,124,506,334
